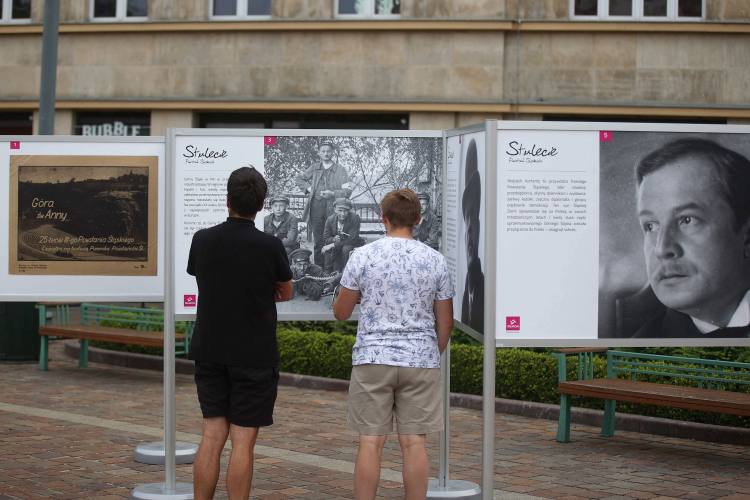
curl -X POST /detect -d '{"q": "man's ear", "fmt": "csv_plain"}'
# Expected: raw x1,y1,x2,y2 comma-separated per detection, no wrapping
416,215,422,226
226,197,230,209
259,201,264,212
744,218,750,259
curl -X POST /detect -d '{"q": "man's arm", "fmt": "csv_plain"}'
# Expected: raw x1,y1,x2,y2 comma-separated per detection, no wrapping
323,217,336,245
275,280,293,302
331,166,353,199
333,286,360,321
295,164,315,193
281,215,298,247
335,215,361,248
434,298,453,355
427,213,440,250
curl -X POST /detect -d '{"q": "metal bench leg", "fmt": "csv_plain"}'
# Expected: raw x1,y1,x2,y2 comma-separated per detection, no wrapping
39,335,49,371
601,399,616,437
556,393,571,443
79,340,89,368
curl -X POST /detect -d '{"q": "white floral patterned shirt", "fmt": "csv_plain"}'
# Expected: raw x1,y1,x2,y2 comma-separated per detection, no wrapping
340,236,455,368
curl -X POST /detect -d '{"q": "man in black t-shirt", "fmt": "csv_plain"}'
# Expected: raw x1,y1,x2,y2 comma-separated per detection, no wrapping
187,167,292,500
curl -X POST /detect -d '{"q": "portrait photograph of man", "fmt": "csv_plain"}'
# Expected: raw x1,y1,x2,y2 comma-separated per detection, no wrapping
598,132,750,340
459,137,484,335
262,134,442,316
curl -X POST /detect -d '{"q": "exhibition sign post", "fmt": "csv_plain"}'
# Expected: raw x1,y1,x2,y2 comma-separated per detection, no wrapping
444,120,750,500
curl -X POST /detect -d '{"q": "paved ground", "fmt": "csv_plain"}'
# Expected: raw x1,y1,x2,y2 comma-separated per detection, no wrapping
2,341,750,500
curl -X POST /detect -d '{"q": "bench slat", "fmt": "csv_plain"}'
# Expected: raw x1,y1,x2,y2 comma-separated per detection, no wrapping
559,379,750,416
40,324,184,348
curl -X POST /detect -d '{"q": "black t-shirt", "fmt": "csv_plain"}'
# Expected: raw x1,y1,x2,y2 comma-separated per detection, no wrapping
187,217,293,368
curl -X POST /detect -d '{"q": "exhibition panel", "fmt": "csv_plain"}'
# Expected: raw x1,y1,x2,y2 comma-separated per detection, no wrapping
491,122,750,347
171,129,443,320
0,136,165,301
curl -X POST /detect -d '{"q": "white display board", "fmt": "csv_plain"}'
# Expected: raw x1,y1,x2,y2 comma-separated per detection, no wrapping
0,136,165,301
173,129,443,320
485,122,750,347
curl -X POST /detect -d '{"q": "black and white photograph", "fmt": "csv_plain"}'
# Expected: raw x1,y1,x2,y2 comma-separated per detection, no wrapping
9,155,158,276
459,137,485,334
599,131,750,339
263,135,442,315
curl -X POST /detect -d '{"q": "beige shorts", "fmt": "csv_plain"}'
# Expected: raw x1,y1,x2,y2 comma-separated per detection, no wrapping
347,363,443,436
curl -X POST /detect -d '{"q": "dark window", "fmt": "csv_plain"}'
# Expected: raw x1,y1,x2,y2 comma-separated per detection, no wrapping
338,0,361,15
75,112,151,136
127,0,147,17
248,0,271,15
608,0,632,16
12,0,31,19
574,0,597,16
213,0,237,15
93,0,117,17
643,0,667,16
199,113,409,130
0,113,32,135
374,0,399,15
544,115,726,125
678,0,701,17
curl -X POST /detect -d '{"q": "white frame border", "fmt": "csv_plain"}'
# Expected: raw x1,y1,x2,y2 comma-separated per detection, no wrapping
569,0,705,21
334,0,401,20
0,0,32,24
89,0,148,22
208,0,272,21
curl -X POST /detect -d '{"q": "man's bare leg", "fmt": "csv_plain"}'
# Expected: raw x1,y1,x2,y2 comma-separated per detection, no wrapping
398,434,428,500
354,434,387,500
194,417,230,500
226,424,259,500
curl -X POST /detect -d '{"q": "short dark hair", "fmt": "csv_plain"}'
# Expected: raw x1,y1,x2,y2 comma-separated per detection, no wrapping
227,167,266,218
380,189,421,229
635,138,750,231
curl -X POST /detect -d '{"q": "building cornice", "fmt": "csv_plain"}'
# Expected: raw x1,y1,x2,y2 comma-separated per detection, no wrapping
1,99,749,118
0,19,749,35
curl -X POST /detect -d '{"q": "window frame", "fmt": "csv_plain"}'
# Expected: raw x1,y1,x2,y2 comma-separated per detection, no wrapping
209,0,272,20
0,0,33,24
89,0,148,22
334,0,401,20
570,0,705,21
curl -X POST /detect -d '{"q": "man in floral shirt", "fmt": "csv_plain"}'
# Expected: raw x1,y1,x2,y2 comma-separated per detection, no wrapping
333,189,454,500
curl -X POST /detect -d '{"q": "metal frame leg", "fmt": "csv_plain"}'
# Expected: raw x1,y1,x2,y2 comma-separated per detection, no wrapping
601,399,616,437
79,339,89,367
556,394,571,443
39,335,49,371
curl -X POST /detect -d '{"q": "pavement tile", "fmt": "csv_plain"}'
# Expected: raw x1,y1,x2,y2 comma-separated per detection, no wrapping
2,342,750,499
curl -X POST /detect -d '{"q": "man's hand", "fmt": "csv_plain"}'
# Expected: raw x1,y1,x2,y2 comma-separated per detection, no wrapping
322,243,335,253
275,280,293,302
334,234,343,243
434,298,454,355
321,190,334,198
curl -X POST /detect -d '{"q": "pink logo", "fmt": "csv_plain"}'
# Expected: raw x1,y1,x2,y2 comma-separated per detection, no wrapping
10,142,20,149
600,131,613,142
459,135,462,144
264,136,276,145
184,295,196,307
506,316,520,331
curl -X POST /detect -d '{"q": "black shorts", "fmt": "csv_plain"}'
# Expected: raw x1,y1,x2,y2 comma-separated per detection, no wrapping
194,360,279,428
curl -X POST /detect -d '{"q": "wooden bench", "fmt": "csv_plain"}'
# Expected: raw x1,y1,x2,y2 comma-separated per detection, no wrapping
36,303,194,371
551,348,750,443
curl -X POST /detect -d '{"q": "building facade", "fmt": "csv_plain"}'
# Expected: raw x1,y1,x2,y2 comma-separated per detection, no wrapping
0,0,748,135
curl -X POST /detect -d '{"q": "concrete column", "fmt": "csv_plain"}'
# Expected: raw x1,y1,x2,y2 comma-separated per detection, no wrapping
150,110,196,136
32,109,74,135
457,113,504,128
409,112,456,130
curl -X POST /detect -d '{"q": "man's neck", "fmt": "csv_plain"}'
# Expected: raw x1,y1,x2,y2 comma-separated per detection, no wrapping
386,226,415,239
322,160,333,169
229,211,255,221
686,288,750,330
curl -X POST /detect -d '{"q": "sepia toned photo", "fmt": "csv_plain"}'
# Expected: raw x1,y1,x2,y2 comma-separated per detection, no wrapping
9,155,158,276
263,135,442,315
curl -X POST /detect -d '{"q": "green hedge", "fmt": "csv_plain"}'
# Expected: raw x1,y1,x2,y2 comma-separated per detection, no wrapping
91,321,750,428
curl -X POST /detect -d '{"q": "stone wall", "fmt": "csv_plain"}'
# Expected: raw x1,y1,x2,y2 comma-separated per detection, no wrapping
503,32,750,106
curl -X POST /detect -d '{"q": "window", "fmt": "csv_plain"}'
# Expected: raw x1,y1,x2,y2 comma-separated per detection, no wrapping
91,0,147,21
199,113,408,130
0,0,31,23
336,0,400,18
571,0,703,20
210,0,271,19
